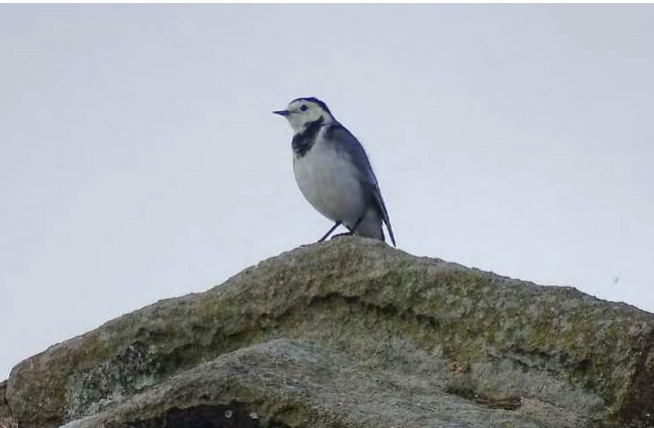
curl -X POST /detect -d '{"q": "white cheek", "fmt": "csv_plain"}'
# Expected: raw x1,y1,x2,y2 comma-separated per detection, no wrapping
287,114,314,131
287,115,303,131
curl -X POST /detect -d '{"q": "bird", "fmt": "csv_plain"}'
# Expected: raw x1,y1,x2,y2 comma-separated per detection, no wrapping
274,97,396,246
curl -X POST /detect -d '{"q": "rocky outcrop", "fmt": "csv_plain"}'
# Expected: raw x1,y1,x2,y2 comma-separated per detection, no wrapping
6,238,654,427
1,381,15,428
57,339,598,428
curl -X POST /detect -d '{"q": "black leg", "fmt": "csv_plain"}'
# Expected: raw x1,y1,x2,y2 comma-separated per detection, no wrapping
318,221,342,242
346,216,364,236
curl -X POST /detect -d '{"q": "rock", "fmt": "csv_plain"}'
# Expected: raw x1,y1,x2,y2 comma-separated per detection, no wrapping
6,238,654,427
0,380,15,428
58,339,592,428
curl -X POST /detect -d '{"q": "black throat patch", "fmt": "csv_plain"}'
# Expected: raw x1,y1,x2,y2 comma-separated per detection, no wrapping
292,117,324,157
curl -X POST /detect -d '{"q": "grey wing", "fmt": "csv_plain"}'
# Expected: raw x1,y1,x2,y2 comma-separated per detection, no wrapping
326,124,397,246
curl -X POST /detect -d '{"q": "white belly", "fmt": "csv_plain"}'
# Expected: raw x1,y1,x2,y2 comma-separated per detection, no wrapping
293,138,366,227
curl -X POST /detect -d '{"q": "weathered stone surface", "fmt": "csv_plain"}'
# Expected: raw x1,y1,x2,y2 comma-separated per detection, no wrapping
59,339,592,428
0,380,15,428
6,238,654,427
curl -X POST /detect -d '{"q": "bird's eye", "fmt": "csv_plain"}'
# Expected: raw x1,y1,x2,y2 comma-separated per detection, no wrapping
300,105,308,111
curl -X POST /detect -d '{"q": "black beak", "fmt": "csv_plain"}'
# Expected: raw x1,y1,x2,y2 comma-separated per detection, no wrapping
273,110,291,117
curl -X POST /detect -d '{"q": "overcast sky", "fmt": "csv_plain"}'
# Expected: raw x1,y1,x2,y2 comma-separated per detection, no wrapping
1,4,653,380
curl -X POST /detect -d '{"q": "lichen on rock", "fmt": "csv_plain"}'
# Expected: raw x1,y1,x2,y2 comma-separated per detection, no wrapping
6,238,654,427
0,380,16,428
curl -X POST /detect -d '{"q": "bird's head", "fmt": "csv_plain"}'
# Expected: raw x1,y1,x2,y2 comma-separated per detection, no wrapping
273,97,335,132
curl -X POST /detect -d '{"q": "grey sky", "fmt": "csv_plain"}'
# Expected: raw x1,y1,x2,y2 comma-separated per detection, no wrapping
1,4,653,379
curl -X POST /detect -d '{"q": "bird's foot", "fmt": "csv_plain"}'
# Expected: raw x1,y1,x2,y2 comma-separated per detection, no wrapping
331,232,354,240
